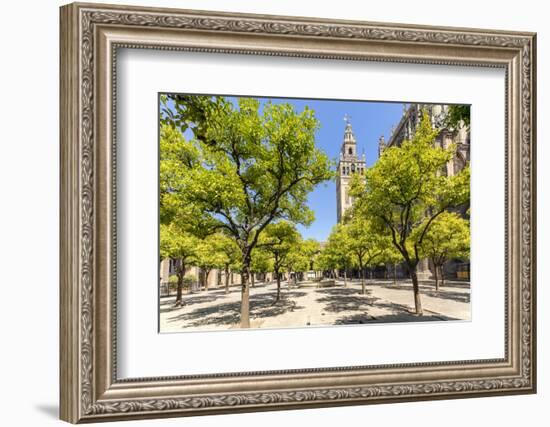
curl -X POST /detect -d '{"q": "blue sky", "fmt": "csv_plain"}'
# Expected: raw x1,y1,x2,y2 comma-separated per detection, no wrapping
165,95,404,242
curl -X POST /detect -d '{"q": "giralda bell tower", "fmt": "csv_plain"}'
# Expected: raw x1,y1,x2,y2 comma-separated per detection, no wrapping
336,116,366,223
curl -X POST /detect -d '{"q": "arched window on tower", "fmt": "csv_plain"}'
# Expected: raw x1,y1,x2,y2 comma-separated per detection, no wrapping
348,147,353,155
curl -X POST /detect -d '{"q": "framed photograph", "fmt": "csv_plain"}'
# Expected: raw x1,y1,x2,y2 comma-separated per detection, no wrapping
60,2,537,423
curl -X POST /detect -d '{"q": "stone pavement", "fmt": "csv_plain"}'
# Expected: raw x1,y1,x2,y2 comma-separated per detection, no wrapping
159,279,470,333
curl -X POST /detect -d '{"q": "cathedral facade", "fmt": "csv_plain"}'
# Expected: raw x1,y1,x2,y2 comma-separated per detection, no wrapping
379,104,470,175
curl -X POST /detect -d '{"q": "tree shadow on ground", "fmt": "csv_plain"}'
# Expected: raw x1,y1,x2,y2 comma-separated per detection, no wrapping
422,289,470,303
195,287,241,296
377,283,422,292
335,312,456,325
159,294,224,313
433,281,471,289
167,291,307,328
250,291,307,319
378,283,470,304
250,282,275,289
316,295,377,313
315,287,372,296
335,298,458,324
371,299,416,314
314,287,376,313
159,286,250,314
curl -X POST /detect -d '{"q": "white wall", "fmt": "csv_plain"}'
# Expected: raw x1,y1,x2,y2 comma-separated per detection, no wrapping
0,0,546,426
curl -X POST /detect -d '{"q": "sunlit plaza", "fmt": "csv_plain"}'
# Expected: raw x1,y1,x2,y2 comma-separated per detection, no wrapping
160,278,470,332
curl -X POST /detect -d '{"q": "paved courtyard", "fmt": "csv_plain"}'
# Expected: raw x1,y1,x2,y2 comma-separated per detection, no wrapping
160,278,470,332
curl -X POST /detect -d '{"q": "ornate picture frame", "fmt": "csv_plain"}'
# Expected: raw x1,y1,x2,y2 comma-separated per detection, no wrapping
60,2,536,423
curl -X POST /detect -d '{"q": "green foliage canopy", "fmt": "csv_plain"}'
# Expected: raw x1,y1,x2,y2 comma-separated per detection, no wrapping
164,96,333,265
343,216,391,270
258,221,301,274
352,112,470,269
159,223,199,264
318,224,353,272
445,105,470,129
416,211,470,266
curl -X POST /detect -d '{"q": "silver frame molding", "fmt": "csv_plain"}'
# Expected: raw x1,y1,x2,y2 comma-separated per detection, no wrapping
60,2,536,423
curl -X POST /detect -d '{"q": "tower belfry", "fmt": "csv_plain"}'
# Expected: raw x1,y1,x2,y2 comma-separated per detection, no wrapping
342,116,357,158
336,116,366,222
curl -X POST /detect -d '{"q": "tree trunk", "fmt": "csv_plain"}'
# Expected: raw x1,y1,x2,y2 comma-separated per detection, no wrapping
175,276,183,306
203,269,210,291
275,269,281,302
240,266,251,328
224,265,230,294
360,262,366,294
343,268,348,287
410,268,423,315
393,263,397,285
433,262,439,291
175,261,185,307
251,273,255,287
440,265,445,287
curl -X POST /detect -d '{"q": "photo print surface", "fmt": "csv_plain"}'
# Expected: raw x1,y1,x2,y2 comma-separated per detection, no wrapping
158,94,471,333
